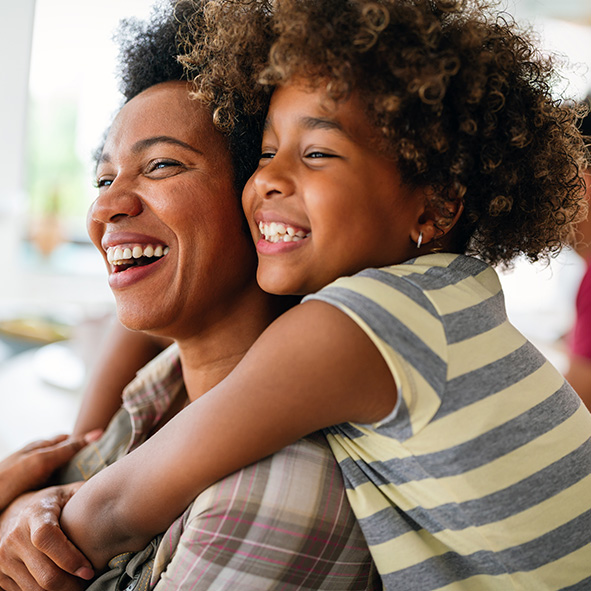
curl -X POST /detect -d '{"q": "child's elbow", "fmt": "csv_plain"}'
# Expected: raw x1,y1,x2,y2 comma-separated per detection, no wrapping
61,480,145,570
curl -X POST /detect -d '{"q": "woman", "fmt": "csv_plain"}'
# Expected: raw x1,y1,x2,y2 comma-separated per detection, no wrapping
0,4,378,590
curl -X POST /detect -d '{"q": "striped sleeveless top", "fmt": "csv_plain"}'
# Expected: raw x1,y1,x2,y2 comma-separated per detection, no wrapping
305,253,591,590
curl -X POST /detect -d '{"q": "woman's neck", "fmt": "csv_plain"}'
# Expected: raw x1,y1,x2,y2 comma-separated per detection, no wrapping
174,291,291,402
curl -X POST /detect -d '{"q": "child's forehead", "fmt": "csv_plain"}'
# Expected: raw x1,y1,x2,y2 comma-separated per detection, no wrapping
267,80,372,135
264,80,396,161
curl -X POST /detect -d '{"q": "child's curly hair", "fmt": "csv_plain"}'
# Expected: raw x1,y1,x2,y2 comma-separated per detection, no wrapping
180,0,589,266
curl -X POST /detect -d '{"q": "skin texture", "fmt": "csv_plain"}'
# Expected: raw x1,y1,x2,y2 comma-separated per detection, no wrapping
57,81,462,569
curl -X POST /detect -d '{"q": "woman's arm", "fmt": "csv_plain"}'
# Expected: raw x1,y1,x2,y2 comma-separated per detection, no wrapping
73,318,171,435
61,301,398,568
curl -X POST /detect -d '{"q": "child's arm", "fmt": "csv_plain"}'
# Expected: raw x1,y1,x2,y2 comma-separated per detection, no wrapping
60,300,398,569
73,319,171,435
565,356,591,412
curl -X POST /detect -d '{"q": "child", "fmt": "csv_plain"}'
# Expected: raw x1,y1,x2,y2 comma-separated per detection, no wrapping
57,0,591,589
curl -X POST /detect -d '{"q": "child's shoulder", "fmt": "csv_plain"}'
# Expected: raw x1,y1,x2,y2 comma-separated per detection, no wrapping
318,253,494,294
304,254,503,331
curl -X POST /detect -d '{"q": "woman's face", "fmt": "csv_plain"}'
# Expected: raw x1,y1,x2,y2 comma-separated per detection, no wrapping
88,81,260,338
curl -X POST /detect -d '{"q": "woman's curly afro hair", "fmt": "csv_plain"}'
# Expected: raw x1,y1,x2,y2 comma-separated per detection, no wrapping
109,0,264,192
180,0,589,266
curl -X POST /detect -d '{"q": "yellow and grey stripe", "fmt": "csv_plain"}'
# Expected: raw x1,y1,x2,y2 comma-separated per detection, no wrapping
306,253,591,590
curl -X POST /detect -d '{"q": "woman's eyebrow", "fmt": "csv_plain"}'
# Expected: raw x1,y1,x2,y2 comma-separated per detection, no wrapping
131,135,204,155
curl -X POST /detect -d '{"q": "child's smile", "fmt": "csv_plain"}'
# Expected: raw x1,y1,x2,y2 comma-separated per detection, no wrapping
243,80,428,296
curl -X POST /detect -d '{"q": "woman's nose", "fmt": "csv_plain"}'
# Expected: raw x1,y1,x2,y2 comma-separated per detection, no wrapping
89,182,143,224
250,155,295,200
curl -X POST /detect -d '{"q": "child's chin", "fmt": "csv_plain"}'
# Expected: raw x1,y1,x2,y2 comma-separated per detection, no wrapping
257,270,300,297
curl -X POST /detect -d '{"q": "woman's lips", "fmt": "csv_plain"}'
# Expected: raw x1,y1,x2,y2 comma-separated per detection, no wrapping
107,253,168,289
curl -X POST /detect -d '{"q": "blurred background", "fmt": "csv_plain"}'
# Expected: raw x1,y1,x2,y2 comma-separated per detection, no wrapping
0,0,590,457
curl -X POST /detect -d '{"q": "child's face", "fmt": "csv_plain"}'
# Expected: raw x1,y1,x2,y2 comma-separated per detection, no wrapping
242,80,427,295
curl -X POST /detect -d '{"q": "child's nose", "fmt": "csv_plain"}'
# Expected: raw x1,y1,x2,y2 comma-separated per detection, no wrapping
89,180,144,225
251,156,295,200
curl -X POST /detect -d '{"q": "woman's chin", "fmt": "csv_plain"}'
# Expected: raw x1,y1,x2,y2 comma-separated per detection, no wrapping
115,307,168,336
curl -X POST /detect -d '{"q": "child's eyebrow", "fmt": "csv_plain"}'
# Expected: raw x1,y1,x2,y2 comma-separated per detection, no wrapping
300,116,344,133
263,116,345,134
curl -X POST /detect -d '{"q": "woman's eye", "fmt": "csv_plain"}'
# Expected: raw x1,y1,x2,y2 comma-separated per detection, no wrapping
259,152,275,161
147,159,183,174
95,178,113,189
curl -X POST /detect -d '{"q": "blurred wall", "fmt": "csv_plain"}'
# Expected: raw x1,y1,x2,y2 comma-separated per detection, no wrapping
0,1,36,263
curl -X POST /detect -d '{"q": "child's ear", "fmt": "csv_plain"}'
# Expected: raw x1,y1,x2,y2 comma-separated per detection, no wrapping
411,190,464,249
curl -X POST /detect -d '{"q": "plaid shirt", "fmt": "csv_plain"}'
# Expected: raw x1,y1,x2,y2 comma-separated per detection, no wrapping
64,345,379,590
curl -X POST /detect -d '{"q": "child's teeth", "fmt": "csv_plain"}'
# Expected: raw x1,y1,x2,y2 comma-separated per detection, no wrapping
258,222,310,243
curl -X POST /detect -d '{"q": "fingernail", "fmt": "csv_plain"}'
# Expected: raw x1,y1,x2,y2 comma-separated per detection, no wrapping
75,566,95,580
84,429,103,443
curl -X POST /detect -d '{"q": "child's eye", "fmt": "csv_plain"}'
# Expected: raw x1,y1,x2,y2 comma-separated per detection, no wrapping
259,151,276,161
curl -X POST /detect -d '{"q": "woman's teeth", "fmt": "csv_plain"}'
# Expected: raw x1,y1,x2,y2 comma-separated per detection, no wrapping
258,221,310,243
106,244,170,265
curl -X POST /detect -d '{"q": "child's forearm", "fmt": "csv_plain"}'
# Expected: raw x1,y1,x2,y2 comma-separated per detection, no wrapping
60,462,157,569
60,303,396,569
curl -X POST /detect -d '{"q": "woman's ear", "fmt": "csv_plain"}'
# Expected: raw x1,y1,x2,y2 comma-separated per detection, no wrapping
410,190,464,250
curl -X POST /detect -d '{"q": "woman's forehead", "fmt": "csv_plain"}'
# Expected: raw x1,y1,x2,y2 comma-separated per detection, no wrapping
107,81,221,150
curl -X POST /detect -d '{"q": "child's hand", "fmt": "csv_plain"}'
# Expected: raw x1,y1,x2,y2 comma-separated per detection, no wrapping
0,430,102,511
0,483,94,591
